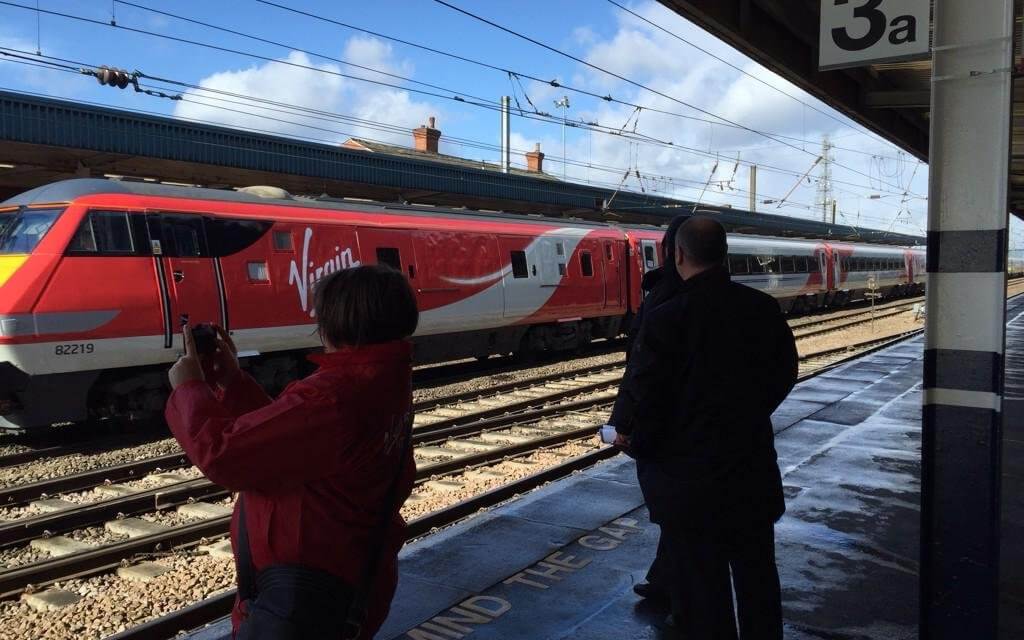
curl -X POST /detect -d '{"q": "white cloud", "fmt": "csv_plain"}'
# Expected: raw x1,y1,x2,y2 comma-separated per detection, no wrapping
172,39,440,149
520,1,930,234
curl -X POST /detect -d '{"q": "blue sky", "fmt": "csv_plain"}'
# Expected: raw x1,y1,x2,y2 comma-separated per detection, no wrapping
0,0,1020,249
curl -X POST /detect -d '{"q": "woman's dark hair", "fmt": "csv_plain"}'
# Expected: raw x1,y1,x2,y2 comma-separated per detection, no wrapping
661,215,687,264
313,265,419,347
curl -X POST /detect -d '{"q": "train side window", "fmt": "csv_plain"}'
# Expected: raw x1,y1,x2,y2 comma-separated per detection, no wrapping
510,250,529,278
247,261,269,282
581,251,594,277
729,256,750,275
272,230,293,251
781,257,796,273
376,247,401,271
800,257,811,273
643,245,657,270
70,211,135,254
558,263,567,276
556,242,565,257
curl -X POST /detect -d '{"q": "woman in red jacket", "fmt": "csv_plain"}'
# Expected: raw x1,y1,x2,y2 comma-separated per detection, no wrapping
166,265,418,639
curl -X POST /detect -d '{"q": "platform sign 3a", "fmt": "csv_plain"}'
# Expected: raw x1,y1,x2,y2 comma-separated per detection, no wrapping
819,0,930,71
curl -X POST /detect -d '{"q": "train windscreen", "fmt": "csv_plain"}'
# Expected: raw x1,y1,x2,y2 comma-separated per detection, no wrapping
0,208,63,254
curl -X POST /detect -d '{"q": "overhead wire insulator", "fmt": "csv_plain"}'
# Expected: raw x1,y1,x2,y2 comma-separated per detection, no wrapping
96,65,132,89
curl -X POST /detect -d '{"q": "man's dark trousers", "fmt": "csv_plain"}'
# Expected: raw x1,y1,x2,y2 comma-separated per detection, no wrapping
661,517,782,640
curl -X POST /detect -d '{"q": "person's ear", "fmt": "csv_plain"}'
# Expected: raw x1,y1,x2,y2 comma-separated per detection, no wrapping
675,249,685,268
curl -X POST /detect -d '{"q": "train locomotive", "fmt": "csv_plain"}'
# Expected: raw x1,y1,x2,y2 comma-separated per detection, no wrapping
1,179,926,431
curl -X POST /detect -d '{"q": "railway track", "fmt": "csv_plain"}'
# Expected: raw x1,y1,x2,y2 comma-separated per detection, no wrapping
0,320,921,606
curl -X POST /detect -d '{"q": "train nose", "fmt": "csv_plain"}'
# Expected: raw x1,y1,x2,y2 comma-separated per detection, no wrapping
0,255,28,288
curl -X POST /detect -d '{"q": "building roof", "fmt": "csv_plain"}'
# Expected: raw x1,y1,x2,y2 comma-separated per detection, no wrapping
342,137,560,182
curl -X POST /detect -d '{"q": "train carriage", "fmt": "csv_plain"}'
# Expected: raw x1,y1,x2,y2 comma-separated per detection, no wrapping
0,179,927,431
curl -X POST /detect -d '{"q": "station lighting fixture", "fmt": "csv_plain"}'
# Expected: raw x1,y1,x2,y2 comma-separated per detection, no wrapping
0,164,14,169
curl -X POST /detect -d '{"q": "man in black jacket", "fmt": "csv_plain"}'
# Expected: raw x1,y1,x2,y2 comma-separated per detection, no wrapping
611,215,685,605
614,217,797,639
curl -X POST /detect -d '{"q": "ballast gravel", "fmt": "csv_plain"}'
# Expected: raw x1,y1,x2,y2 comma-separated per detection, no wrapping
0,439,184,491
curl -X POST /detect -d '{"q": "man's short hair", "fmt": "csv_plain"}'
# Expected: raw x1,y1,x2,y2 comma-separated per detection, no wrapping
313,264,419,347
675,217,728,266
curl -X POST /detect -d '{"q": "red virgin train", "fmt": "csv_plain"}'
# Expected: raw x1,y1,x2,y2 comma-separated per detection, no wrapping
1,179,925,431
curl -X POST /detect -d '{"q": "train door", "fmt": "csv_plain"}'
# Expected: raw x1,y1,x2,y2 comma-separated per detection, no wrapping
640,238,659,273
539,236,567,286
603,240,622,308
149,213,221,349
817,250,829,292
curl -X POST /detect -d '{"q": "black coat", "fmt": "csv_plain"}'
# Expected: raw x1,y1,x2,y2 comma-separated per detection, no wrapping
611,266,681,431
615,266,797,528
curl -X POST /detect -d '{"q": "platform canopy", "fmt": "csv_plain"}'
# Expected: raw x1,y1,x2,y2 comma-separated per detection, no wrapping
657,0,1024,218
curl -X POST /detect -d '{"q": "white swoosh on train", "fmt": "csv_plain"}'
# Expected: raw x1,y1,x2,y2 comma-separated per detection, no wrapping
440,266,511,286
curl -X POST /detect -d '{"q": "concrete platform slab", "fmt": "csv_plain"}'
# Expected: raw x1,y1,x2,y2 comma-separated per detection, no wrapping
177,502,232,519
104,517,170,538
117,561,172,582
29,535,92,557
29,498,77,513
21,588,80,612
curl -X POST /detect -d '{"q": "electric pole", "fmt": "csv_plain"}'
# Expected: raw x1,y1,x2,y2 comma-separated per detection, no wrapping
554,96,570,180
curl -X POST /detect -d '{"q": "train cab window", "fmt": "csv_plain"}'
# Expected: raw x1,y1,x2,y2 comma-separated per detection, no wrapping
510,250,529,278
69,211,135,254
273,231,293,251
580,251,594,277
729,256,750,275
207,218,272,257
157,215,207,257
376,247,401,271
0,208,63,254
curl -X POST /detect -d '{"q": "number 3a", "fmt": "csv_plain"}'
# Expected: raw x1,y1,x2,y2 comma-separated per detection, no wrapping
831,0,886,52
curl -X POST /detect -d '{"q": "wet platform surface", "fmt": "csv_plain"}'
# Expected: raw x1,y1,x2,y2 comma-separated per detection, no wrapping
184,297,1024,640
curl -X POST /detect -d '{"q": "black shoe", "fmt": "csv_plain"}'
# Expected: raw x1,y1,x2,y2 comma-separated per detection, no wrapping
633,581,669,602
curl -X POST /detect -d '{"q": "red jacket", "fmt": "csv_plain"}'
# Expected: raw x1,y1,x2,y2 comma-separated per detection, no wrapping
165,340,416,639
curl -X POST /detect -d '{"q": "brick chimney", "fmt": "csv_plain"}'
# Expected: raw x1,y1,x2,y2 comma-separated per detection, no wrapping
413,116,441,154
525,143,545,173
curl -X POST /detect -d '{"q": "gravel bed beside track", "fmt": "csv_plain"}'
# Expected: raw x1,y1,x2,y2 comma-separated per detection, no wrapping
0,437,604,640
0,440,183,490
797,312,925,355
413,351,626,403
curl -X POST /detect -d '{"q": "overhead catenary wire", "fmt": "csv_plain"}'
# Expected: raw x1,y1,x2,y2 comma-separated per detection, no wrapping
0,1,926,200
0,41,922,205
429,0,923,198
602,0,896,150
248,0,908,162
0,52,925,230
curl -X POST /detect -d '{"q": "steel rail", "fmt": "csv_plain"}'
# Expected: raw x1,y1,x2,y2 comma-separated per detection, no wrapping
412,361,623,412
103,445,621,640
0,397,617,551
413,378,619,432
0,451,192,506
0,428,613,598
791,306,911,340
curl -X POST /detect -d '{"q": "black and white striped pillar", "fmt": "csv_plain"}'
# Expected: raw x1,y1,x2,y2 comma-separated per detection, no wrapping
921,0,1013,637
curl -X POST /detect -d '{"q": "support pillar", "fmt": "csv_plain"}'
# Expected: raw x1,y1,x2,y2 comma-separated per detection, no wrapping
921,0,1013,637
